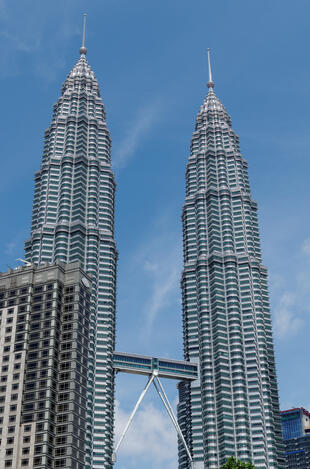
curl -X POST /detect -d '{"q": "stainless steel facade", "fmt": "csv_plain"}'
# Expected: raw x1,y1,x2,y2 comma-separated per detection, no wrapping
178,75,285,468
24,47,117,468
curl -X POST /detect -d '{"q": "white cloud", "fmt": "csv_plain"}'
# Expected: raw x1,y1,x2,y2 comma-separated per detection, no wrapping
274,292,303,339
302,238,310,257
121,206,183,339
143,258,179,335
0,3,81,80
0,0,7,17
270,252,310,340
269,272,285,290
35,55,67,83
134,220,181,336
144,260,159,273
113,101,162,169
0,30,41,53
115,400,177,469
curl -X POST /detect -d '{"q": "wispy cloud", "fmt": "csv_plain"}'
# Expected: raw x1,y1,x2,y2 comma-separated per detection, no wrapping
116,204,183,355
143,255,180,335
0,3,80,80
132,211,182,337
34,22,80,83
119,204,183,344
0,0,7,17
271,240,310,339
35,55,67,83
115,400,177,469
302,238,310,257
113,100,162,169
0,30,41,53
274,292,303,339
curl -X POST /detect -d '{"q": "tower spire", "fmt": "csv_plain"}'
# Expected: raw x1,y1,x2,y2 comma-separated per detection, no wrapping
207,48,214,89
80,13,87,56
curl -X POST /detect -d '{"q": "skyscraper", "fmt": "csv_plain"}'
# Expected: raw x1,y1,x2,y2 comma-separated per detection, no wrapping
24,27,117,469
178,52,284,468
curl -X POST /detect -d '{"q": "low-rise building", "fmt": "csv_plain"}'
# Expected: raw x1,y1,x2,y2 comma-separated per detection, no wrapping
281,407,310,468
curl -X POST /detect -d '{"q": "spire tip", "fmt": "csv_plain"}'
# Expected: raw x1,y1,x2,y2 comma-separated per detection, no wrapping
207,48,214,89
80,13,87,56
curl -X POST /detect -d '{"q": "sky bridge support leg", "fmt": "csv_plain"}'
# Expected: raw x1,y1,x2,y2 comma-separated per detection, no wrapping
153,376,194,468
113,373,155,463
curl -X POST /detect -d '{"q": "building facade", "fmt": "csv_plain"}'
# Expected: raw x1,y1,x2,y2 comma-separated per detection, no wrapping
178,64,284,468
0,261,91,469
281,408,310,468
24,44,117,468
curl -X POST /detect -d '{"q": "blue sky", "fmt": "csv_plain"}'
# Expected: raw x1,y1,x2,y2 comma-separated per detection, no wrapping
1,0,310,467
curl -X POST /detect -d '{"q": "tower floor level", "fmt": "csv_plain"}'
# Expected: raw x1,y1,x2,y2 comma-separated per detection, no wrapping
177,62,285,469
24,48,117,469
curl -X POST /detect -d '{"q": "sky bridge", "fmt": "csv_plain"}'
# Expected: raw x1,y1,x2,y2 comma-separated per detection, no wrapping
113,351,198,381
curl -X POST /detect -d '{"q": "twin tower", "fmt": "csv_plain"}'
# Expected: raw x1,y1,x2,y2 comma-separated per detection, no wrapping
19,34,284,469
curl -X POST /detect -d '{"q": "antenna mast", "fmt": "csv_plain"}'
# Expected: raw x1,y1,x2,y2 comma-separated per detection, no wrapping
207,48,214,88
80,13,87,55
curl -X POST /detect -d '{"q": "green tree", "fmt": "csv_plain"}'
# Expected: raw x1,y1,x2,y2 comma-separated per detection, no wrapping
220,456,256,468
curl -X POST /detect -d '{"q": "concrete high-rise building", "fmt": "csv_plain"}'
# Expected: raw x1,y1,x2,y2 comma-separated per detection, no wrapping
0,261,91,469
177,52,285,468
281,407,310,468
24,30,117,468
281,408,310,441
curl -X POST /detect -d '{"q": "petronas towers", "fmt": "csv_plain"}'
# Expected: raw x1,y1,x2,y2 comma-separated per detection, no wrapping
178,57,284,469
25,43,117,468
19,31,283,468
